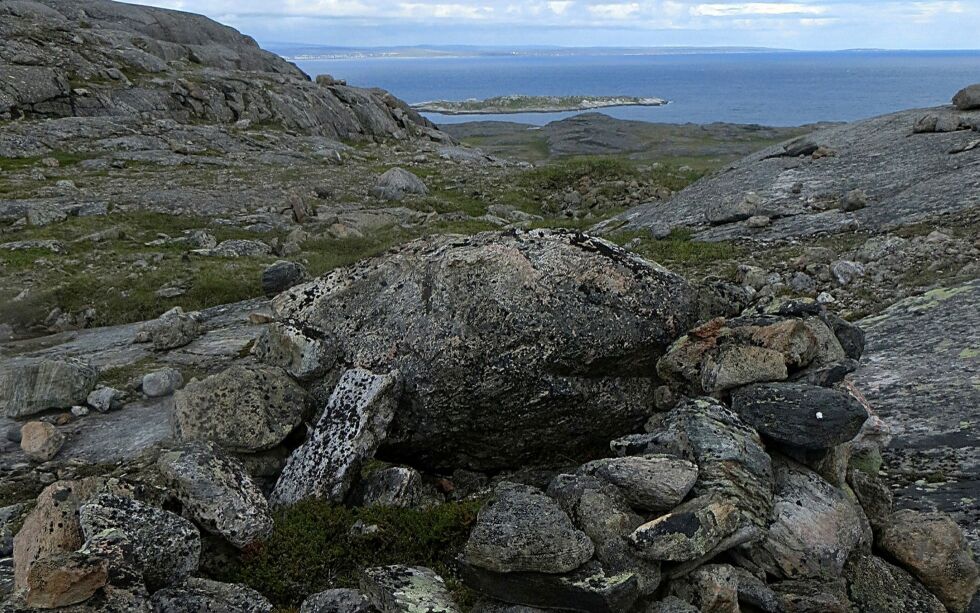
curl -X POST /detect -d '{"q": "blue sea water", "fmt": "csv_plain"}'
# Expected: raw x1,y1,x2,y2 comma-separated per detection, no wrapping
293,51,980,127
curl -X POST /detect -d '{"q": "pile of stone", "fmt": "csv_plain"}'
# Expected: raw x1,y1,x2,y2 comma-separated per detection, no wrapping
1,229,977,611
455,303,979,612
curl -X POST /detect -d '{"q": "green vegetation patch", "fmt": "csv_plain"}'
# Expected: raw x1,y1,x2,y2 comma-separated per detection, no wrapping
216,499,482,607
612,228,745,274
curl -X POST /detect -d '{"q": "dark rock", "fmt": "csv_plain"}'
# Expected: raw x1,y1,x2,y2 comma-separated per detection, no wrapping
459,560,639,613
731,382,868,450
463,482,594,574
150,578,273,612
271,368,402,507
770,578,850,613
352,466,441,509
670,563,739,613
273,230,700,471
953,83,980,110
608,431,694,462
262,260,307,297
846,469,893,535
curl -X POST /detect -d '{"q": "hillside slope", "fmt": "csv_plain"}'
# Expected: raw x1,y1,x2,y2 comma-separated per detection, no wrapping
0,0,439,140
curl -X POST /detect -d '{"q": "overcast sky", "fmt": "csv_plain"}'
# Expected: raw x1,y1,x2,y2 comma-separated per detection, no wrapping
140,1,980,50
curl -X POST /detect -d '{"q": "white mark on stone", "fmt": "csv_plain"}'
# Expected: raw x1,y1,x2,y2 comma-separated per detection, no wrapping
816,412,824,420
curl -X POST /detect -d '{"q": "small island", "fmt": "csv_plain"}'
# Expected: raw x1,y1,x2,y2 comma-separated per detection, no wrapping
412,94,668,115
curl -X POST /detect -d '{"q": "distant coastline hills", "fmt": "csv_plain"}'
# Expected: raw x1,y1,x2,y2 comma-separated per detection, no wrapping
269,44,800,60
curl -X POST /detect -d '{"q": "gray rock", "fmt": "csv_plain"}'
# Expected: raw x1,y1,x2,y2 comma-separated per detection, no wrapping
370,168,428,201
173,364,306,453
629,496,739,562
730,382,869,450
157,441,273,549
547,474,660,595
608,431,694,461
86,386,124,413
831,260,865,286
193,239,272,257
752,459,871,579
607,106,979,242
705,192,761,224
646,596,699,613
463,482,594,574
262,260,307,297
577,455,698,513
842,188,868,212
136,307,203,350
141,368,184,398
252,321,336,381
301,589,376,613
459,560,639,613
844,554,945,613
150,578,272,613
878,509,979,613
78,493,200,591
846,468,893,534
649,398,773,530
0,503,25,557
360,566,459,613
353,466,441,509
670,563,739,613
272,230,699,471
20,421,65,462
0,357,98,417
953,83,980,110
271,368,402,507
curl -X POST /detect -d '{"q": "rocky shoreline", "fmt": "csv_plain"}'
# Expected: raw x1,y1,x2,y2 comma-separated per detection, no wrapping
413,95,669,115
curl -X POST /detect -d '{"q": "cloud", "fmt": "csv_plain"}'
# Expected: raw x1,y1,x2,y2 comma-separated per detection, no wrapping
691,3,827,17
587,2,641,19
548,1,574,15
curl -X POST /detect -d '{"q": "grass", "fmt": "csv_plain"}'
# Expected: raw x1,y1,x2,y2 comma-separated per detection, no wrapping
215,499,482,608
612,227,746,274
0,151,94,171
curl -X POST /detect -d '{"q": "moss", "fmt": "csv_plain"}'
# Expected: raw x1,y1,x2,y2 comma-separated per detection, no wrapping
214,499,482,607
612,228,745,273
99,357,160,389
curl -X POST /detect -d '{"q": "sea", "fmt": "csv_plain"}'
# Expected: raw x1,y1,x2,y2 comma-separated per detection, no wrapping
292,50,980,127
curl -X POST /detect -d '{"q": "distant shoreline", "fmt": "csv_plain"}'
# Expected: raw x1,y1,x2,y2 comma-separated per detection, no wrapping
413,95,669,115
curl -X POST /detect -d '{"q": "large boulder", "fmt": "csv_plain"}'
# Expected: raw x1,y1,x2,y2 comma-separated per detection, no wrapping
370,167,428,201
271,368,402,507
157,442,273,549
360,566,459,613
0,357,98,418
173,364,306,453
463,483,594,574
953,83,980,110
78,494,200,591
878,509,980,613
844,554,945,613
273,230,700,470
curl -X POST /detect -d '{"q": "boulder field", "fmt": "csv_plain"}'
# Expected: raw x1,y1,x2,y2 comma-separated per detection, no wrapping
0,229,976,611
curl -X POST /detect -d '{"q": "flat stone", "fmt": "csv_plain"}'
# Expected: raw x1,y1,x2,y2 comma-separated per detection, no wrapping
271,368,401,507
463,482,594,574
150,577,273,612
360,565,459,613
459,560,638,613
577,455,698,512
629,497,739,562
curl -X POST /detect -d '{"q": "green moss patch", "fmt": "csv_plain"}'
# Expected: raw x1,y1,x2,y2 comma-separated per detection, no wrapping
215,499,482,607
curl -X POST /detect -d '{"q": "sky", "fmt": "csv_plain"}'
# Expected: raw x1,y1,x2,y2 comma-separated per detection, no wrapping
139,1,980,50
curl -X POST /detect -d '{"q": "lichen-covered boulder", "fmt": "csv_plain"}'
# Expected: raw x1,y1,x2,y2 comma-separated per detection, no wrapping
878,509,980,613
150,578,273,612
463,482,594,574
173,364,306,453
78,494,200,591
0,357,98,418
752,459,871,579
157,442,273,549
271,368,402,507
647,398,773,530
629,497,739,562
136,306,202,350
300,588,375,613
273,230,700,470
253,321,337,381
360,566,458,613
844,554,945,613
